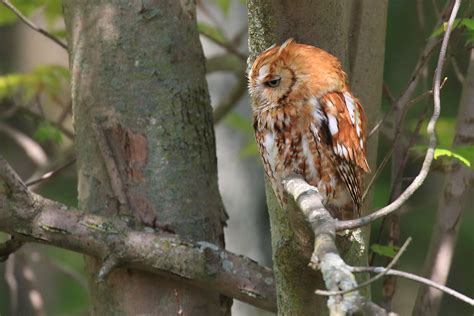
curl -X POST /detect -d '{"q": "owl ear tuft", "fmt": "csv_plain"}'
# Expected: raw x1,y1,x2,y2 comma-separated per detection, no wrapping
277,38,296,56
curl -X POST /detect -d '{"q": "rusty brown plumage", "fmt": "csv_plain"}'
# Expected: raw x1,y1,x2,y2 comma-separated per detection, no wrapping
248,39,370,219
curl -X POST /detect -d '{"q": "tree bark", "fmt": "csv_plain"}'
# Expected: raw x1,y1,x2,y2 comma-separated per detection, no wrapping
414,49,474,316
63,1,228,314
247,1,387,314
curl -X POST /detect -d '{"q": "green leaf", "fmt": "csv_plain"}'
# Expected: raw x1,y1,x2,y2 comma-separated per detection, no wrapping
0,65,69,101
34,121,63,144
0,0,63,27
371,244,400,258
0,0,40,26
434,147,473,167
431,18,474,38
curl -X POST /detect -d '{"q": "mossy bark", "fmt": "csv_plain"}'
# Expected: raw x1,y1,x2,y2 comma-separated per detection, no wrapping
63,1,228,314
247,1,388,314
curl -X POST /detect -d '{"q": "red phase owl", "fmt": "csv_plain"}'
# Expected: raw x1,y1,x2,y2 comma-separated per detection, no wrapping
248,39,370,219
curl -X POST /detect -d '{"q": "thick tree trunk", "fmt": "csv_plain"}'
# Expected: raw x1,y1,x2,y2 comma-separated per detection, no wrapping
247,1,387,314
63,1,227,314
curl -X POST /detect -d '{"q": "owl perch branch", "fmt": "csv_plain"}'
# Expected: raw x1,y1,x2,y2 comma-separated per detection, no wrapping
283,175,387,315
0,157,277,313
282,174,474,313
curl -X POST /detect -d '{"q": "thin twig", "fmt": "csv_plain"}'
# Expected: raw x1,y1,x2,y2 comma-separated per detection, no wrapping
200,32,247,61
352,267,474,306
336,0,461,231
314,237,412,297
25,158,76,187
0,0,67,50
362,146,394,202
16,106,75,140
0,123,48,167
365,84,445,222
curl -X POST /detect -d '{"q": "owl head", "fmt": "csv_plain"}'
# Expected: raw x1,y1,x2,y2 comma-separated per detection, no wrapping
248,38,346,112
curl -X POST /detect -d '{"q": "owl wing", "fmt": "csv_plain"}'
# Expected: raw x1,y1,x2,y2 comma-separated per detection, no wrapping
317,91,370,209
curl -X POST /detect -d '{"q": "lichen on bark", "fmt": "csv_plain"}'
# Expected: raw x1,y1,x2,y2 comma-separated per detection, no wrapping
63,0,228,314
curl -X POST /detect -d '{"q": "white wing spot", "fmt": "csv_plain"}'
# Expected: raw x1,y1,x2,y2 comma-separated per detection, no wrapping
341,145,349,159
328,114,339,136
310,97,327,126
343,92,356,124
356,123,362,137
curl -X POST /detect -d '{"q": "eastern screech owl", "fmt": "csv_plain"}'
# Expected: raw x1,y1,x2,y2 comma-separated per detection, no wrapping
248,38,370,219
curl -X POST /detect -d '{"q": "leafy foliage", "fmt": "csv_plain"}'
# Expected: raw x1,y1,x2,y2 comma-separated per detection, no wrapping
34,121,63,144
0,65,69,101
412,145,474,168
0,0,63,27
431,18,474,46
434,147,474,168
370,244,400,258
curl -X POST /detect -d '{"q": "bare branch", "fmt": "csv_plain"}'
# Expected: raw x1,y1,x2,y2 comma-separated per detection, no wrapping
0,123,48,167
352,267,474,307
97,254,121,282
283,175,374,315
0,0,68,50
415,48,474,315
0,156,277,312
199,31,247,61
336,0,462,231
25,159,76,187
315,238,412,297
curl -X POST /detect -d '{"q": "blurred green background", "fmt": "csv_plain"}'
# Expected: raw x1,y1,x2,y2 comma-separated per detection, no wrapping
0,0,472,315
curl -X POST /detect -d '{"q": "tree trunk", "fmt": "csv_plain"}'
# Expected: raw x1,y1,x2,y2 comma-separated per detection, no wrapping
247,1,387,314
63,1,228,314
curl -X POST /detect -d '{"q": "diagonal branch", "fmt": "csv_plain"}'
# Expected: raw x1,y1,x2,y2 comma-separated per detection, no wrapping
315,237,412,297
0,0,68,50
283,175,385,315
0,157,277,312
352,267,474,306
336,0,462,231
